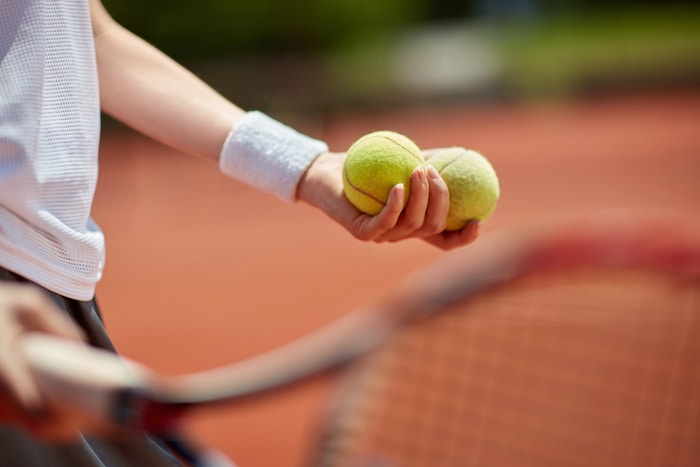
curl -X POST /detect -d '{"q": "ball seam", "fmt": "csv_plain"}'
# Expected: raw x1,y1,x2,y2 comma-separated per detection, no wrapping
343,165,386,207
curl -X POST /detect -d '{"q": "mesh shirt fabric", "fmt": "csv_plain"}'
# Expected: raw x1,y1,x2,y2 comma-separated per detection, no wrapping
0,0,105,300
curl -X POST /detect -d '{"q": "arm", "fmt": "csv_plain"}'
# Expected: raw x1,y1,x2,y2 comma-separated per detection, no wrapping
90,0,244,162
90,0,478,250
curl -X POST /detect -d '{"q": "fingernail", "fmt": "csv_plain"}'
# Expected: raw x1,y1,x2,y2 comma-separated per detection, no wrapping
467,219,481,231
411,165,425,180
427,165,441,180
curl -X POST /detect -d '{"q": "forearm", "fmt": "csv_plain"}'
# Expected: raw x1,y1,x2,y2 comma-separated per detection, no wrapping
91,1,244,162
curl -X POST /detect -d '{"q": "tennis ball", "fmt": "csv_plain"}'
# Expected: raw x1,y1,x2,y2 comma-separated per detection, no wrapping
427,147,500,231
342,131,425,215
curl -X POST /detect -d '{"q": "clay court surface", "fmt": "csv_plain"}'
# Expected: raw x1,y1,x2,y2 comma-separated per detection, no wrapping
92,90,699,466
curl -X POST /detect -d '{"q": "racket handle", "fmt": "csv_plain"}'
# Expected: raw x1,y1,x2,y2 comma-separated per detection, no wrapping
22,335,234,466
21,334,148,433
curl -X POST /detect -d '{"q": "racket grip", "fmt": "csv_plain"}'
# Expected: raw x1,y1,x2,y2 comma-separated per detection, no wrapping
21,334,151,433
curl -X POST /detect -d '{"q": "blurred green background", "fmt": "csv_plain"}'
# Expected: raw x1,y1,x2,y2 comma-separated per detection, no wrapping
102,0,700,112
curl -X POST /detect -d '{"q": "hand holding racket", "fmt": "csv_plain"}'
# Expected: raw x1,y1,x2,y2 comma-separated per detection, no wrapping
22,210,700,467
0,282,88,442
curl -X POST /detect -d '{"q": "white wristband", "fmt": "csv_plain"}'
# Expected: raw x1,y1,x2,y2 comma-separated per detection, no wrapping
219,111,329,202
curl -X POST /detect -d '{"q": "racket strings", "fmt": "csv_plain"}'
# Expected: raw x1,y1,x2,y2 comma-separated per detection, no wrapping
312,268,700,467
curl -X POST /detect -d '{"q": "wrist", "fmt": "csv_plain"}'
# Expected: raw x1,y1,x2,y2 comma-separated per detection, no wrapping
297,151,340,207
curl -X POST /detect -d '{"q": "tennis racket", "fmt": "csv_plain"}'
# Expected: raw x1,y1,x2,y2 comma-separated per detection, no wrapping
22,210,700,467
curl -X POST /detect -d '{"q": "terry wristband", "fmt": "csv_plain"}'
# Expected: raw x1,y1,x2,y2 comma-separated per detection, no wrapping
219,111,329,202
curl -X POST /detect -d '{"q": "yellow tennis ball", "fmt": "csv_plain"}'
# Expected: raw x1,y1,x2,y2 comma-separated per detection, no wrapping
427,147,500,231
342,131,425,215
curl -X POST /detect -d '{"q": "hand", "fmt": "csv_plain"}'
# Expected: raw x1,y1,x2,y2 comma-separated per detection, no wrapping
0,283,85,441
297,151,480,250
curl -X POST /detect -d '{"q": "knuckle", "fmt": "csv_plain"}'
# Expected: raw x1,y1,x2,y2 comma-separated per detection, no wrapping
401,219,421,232
424,219,446,236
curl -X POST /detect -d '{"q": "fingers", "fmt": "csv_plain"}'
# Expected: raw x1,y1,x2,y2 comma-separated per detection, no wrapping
14,288,85,342
421,166,451,234
396,166,430,229
0,330,44,417
374,165,449,243
423,220,481,250
0,283,83,441
0,382,79,442
350,184,405,241
373,167,429,242
344,165,483,249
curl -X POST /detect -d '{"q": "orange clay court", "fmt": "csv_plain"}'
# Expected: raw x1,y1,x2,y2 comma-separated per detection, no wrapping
92,90,700,467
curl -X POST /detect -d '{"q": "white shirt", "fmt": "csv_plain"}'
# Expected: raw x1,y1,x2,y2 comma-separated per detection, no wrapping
0,0,105,300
